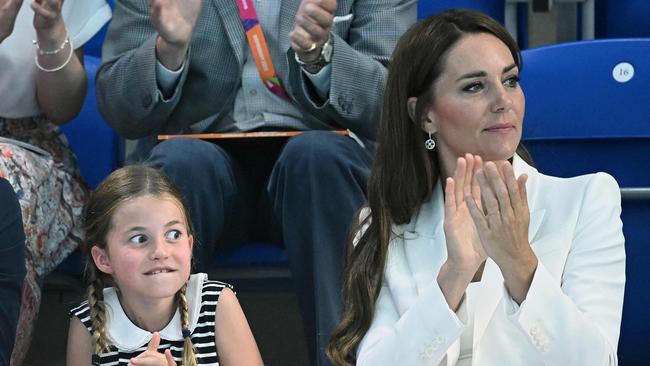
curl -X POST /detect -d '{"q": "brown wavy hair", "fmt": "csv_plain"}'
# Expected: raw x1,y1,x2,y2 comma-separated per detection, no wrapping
327,9,532,365
83,165,198,365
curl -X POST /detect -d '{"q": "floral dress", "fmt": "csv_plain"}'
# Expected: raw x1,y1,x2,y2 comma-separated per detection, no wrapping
0,116,89,363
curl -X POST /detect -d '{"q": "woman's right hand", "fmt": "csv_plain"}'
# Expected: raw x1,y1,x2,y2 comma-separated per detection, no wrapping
437,154,485,311
0,0,23,43
443,154,486,271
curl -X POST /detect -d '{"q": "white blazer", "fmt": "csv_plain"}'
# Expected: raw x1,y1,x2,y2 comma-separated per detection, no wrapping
356,156,625,366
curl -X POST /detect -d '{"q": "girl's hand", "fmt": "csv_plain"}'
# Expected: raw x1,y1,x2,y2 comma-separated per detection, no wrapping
128,332,177,366
465,161,538,303
443,154,486,273
0,0,23,42
31,0,64,31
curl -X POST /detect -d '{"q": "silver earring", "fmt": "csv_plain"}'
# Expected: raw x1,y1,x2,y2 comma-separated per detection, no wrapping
424,132,436,150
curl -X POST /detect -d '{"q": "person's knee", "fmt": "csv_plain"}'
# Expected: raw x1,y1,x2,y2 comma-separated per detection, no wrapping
149,138,228,171
277,131,351,175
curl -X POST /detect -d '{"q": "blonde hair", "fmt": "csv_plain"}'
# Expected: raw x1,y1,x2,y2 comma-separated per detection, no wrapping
83,165,197,363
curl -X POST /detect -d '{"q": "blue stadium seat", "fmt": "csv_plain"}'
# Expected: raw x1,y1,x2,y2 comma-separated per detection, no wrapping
417,0,504,22
60,55,120,188
83,0,114,57
596,0,650,38
520,38,650,365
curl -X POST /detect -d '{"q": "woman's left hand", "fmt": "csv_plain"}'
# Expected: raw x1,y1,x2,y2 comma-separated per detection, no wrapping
465,160,538,303
31,0,64,31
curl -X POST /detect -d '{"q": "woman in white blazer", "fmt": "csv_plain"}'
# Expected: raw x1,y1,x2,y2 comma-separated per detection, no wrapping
327,9,625,366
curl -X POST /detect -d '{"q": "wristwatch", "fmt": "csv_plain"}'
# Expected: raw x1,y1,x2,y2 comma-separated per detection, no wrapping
295,34,333,74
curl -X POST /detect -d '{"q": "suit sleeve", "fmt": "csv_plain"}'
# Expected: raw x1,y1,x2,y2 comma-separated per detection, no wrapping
504,173,625,365
95,0,190,139
288,0,416,140
356,276,465,365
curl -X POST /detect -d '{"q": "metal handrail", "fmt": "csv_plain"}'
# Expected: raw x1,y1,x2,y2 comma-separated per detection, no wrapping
621,187,650,200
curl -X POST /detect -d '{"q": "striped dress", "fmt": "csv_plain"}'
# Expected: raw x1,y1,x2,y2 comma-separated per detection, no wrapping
69,273,231,365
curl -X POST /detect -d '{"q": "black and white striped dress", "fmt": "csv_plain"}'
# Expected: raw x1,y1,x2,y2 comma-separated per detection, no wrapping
69,273,231,365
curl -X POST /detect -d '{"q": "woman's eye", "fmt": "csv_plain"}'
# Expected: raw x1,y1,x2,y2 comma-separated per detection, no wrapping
129,234,147,245
165,229,182,241
462,82,483,93
504,75,520,88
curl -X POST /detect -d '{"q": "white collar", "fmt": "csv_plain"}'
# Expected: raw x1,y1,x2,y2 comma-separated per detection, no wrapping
104,273,207,352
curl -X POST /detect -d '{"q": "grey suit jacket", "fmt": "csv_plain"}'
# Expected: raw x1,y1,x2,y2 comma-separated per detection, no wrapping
96,0,416,161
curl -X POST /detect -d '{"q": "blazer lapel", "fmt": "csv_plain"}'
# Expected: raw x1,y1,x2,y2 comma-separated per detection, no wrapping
404,182,446,295
513,155,546,246
214,0,246,64
473,155,545,348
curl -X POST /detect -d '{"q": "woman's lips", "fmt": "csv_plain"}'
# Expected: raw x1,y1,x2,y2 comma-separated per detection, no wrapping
484,124,514,133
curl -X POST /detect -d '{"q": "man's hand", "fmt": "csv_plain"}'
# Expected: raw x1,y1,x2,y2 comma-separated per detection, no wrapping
289,0,336,63
149,0,201,70
0,0,23,43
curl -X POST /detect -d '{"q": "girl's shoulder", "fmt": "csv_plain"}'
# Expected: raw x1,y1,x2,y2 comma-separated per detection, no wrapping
196,273,235,299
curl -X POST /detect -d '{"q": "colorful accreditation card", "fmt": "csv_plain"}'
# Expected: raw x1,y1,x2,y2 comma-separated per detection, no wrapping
236,0,291,100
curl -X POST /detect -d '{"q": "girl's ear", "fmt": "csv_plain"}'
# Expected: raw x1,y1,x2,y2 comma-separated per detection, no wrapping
91,246,114,274
188,234,194,252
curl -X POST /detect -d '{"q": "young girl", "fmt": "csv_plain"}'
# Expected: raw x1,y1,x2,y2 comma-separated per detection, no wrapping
66,165,264,366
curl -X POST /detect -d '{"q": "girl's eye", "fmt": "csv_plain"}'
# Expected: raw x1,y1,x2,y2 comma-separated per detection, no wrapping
462,82,484,93
165,229,182,241
504,75,520,88
129,234,147,245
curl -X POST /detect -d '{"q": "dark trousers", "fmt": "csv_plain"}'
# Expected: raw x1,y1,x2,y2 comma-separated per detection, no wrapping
0,178,25,366
147,131,372,366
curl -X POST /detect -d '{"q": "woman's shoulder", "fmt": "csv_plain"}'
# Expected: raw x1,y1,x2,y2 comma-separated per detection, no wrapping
537,170,620,198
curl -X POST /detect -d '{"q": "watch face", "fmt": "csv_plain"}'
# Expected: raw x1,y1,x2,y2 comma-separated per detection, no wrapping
322,38,333,63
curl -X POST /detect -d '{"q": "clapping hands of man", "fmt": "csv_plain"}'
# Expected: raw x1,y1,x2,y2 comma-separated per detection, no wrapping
290,0,336,62
149,0,202,70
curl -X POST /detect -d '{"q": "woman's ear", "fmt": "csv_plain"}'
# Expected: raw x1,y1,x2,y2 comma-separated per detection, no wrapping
408,96,437,134
421,115,437,135
91,246,113,274
407,97,418,122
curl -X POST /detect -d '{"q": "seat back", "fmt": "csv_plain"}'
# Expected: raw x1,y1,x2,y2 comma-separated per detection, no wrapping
519,39,650,365
60,55,120,188
417,0,504,22
83,0,114,57
597,0,650,38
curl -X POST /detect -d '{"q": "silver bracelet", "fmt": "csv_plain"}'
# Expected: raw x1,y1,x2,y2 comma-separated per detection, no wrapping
34,37,74,73
33,35,70,56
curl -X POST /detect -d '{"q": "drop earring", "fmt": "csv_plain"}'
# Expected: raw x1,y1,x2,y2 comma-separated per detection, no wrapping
424,131,436,150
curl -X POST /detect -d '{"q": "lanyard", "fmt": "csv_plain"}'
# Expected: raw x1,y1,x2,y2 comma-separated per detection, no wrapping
235,0,290,100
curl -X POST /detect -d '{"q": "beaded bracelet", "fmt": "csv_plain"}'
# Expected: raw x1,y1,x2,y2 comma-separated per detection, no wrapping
34,37,74,73
33,36,69,56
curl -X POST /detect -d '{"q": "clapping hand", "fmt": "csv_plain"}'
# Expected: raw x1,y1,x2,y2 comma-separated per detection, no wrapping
149,0,201,69
148,0,201,48
443,154,487,272
128,332,177,366
465,160,537,303
0,0,23,42
31,0,63,31
290,0,336,62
